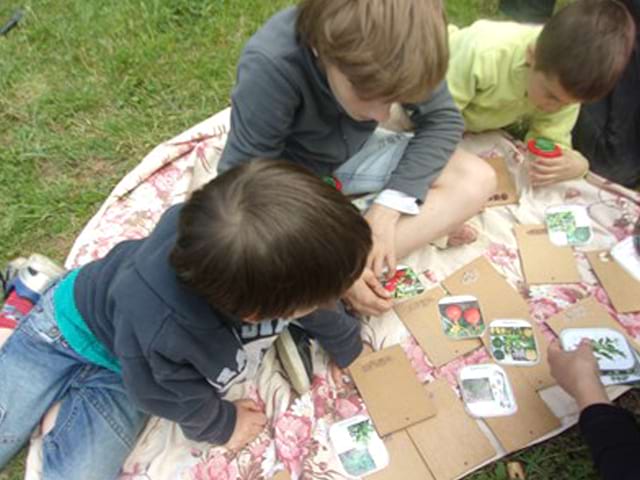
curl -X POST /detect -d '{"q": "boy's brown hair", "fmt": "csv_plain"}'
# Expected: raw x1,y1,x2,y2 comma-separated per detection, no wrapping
296,0,448,103
535,0,636,101
170,160,372,320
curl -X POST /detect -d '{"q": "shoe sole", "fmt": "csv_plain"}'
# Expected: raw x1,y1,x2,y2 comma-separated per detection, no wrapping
17,254,65,296
275,329,312,395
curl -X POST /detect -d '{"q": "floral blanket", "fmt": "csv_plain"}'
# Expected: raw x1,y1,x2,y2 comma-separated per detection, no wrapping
25,108,639,480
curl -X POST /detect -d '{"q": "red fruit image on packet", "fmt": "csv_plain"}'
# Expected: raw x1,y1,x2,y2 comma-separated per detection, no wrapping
438,295,485,339
381,265,425,300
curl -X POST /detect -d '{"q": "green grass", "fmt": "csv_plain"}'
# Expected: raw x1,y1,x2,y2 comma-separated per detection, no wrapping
0,0,637,479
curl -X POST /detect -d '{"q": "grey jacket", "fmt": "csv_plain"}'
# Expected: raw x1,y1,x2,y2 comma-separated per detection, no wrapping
219,7,464,202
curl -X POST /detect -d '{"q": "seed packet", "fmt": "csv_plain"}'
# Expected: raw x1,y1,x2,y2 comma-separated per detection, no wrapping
610,236,640,282
560,328,636,372
329,415,389,477
544,204,593,246
381,265,425,300
438,295,485,339
458,364,518,417
488,319,539,365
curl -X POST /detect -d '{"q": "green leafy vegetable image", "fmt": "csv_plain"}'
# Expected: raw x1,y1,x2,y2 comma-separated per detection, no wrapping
348,420,375,444
590,337,626,360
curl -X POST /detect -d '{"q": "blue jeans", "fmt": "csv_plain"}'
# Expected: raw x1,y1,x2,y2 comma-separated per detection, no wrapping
0,284,148,480
334,129,411,195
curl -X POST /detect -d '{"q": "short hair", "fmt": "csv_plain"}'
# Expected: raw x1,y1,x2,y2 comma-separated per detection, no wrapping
296,0,448,103
170,159,372,319
535,0,636,101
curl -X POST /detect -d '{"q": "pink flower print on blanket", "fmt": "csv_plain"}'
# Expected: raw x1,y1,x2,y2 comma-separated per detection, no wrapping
529,297,562,323
274,413,313,476
189,451,239,480
402,336,435,383
486,242,518,270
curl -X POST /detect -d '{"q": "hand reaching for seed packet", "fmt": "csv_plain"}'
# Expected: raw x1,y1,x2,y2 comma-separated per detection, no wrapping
343,204,400,316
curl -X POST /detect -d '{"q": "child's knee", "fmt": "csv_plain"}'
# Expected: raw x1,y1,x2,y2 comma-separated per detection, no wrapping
455,151,497,199
41,402,62,437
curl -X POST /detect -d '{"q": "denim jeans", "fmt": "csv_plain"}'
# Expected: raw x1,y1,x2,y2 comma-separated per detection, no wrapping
0,283,148,480
334,129,411,196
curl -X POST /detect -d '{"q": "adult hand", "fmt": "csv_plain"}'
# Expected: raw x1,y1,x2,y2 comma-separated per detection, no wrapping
548,339,610,410
529,149,589,187
224,399,267,452
364,203,401,278
342,268,393,316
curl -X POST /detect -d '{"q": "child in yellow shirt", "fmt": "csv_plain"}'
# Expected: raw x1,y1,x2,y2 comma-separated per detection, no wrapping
447,0,635,186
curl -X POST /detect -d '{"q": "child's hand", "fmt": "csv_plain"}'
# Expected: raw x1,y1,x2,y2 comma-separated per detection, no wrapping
364,203,401,279
529,149,589,187
547,339,609,410
343,268,393,316
224,399,267,452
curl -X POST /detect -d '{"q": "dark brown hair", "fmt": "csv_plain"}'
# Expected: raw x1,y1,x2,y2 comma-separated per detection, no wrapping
535,0,636,101
296,0,448,103
170,159,372,319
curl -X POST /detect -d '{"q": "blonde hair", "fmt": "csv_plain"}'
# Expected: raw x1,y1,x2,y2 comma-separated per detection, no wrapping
297,0,448,103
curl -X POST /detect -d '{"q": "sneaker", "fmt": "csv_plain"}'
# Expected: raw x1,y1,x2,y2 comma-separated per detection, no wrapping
275,324,314,395
2,254,65,303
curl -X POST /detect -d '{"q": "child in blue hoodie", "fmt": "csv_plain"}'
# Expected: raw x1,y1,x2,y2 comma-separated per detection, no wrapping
0,160,372,479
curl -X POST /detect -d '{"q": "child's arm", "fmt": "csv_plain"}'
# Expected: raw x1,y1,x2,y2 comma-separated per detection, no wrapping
386,81,464,203
120,355,244,445
297,301,363,369
218,50,300,173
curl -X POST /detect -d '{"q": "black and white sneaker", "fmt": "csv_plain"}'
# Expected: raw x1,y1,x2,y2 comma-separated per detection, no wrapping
275,324,314,395
2,254,65,302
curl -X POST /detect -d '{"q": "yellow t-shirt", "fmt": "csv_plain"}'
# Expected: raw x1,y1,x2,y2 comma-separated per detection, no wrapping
447,20,579,147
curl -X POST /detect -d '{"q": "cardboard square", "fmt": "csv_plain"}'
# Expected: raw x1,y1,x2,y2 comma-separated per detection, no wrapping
442,256,530,321
586,250,640,314
395,287,482,366
485,156,518,207
349,345,437,436
368,430,435,480
484,365,561,453
514,224,582,285
408,379,497,479
545,296,640,351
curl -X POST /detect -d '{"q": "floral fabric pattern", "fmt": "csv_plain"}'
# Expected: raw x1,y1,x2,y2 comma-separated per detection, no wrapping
24,110,639,480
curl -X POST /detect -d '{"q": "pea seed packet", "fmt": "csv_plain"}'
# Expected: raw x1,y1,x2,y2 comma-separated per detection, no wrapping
438,295,485,340
329,415,389,477
544,204,593,246
381,265,425,300
488,320,539,366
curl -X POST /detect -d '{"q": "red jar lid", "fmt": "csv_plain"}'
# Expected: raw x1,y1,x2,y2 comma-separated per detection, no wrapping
527,138,562,158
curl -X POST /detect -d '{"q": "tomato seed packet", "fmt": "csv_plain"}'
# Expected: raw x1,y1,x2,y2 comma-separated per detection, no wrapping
438,295,485,339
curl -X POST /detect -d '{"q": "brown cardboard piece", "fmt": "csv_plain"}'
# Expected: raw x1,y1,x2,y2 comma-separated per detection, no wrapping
442,256,530,321
442,256,556,389
513,224,582,285
485,156,518,207
545,296,640,351
395,286,482,366
368,430,435,480
349,345,437,436
408,379,497,479
272,470,291,480
586,250,640,314
484,365,561,453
